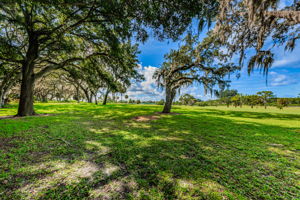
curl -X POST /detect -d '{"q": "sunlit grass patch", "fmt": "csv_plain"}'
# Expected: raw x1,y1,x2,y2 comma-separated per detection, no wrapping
0,103,299,199
19,160,99,199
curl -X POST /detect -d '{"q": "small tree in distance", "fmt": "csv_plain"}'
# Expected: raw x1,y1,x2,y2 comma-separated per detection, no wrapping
257,91,274,109
219,89,238,107
277,98,289,110
125,95,129,103
156,99,165,105
179,94,197,106
245,95,260,108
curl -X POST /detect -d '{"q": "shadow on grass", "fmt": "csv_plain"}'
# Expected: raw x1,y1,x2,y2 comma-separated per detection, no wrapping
0,104,299,199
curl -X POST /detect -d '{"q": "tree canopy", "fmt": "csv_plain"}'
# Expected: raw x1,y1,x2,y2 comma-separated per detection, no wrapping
214,0,300,74
0,0,219,116
154,34,240,113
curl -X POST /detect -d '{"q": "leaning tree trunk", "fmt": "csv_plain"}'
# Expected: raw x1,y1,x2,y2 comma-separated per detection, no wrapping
162,87,175,113
102,88,110,105
82,88,92,103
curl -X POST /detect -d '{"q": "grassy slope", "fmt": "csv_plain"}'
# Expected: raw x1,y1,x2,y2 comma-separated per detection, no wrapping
0,103,299,200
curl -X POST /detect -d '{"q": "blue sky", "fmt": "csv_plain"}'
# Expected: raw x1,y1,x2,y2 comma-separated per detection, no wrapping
126,29,300,101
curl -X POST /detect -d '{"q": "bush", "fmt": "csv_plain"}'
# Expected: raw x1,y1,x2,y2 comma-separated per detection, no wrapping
277,98,289,109
156,99,165,105
195,102,209,106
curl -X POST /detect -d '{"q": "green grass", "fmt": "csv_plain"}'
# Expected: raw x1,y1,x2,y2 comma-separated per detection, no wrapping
0,103,299,199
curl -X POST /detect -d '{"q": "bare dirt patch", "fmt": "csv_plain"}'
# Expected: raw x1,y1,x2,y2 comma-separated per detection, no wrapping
132,115,160,122
132,112,182,122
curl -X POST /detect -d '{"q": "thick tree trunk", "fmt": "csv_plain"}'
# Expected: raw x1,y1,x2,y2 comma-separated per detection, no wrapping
162,87,175,113
17,70,35,116
17,34,39,116
103,88,110,105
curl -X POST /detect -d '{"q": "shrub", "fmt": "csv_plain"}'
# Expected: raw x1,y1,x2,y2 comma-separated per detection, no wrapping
277,98,289,109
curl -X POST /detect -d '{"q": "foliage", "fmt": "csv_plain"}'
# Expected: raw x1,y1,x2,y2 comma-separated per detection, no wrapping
179,94,198,106
244,95,260,108
34,71,80,102
0,0,220,115
277,98,289,109
154,34,240,113
156,99,165,105
63,43,143,104
231,94,243,107
257,91,275,108
214,0,300,75
218,89,238,107
0,64,20,107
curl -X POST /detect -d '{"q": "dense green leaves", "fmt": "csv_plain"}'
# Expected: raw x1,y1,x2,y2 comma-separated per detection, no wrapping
0,0,219,115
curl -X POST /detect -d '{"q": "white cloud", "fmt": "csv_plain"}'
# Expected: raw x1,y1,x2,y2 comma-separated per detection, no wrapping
126,64,218,101
272,46,300,68
126,64,164,101
272,58,299,68
269,71,297,86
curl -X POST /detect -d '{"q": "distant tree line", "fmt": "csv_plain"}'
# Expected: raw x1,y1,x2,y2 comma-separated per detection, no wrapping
171,90,300,109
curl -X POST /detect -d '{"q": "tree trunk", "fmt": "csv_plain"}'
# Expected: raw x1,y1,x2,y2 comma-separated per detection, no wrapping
89,93,93,103
0,72,20,108
103,88,110,105
17,35,39,116
76,87,80,103
82,88,91,103
17,70,35,116
0,89,4,108
94,93,98,105
162,87,175,113
41,95,47,102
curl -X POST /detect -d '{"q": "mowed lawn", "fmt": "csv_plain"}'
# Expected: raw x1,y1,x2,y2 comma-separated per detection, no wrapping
0,103,299,200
